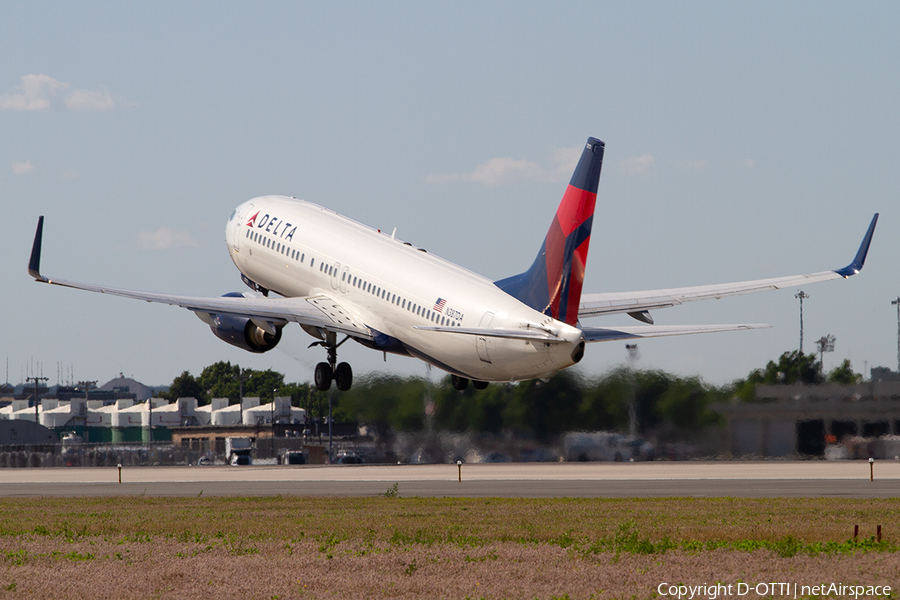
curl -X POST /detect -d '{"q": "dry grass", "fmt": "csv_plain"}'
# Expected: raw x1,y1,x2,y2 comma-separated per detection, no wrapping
0,496,897,599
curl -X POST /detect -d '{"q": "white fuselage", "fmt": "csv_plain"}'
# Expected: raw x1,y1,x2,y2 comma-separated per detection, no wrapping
224,196,584,382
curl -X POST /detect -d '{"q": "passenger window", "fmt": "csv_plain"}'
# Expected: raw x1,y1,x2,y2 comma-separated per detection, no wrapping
310,258,315,268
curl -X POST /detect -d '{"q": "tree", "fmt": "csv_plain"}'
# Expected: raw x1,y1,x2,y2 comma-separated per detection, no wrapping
732,350,824,401
334,375,426,432
656,376,723,430
244,369,286,401
577,368,631,432
827,359,862,385
165,371,208,404
199,361,242,401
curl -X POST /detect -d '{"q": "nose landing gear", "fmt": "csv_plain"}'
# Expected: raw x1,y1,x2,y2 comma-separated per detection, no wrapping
311,332,353,392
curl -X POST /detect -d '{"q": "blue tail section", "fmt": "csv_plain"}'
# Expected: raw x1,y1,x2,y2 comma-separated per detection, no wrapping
495,137,605,325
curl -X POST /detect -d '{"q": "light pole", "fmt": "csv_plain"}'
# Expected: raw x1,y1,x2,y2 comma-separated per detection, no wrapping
816,335,836,368
626,344,639,438
795,291,810,354
892,297,900,373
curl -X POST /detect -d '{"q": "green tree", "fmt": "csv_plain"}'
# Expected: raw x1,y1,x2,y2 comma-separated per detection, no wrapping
334,375,426,432
656,376,723,430
433,379,510,434
577,368,631,432
199,361,242,401
508,371,583,439
165,371,208,404
827,359,862,385
243,369,286,401
732,350,824,401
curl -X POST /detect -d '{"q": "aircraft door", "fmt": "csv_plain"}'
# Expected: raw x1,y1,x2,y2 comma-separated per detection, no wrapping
340,266,350,293
476,311,494,364
331,262,341,290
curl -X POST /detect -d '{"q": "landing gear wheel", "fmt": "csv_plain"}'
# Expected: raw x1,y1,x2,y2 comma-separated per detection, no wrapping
314,362,333,391
334,362,353,392
451,375,469,391
472,380,489,390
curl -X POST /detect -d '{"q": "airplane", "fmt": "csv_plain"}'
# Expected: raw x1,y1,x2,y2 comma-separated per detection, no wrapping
27,137,878,392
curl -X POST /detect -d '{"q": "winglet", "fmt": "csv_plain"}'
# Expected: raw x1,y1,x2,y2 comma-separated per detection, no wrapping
834,213,878,278
28,216,48,282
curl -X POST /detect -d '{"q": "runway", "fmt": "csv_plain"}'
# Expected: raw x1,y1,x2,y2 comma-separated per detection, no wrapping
0,461,897,498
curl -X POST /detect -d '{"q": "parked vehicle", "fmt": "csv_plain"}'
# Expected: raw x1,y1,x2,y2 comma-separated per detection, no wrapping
225,437,253,466
563,432,654,462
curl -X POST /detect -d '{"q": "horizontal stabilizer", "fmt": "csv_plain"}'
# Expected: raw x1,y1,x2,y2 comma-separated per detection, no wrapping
580,323,770,343
414,325,568,343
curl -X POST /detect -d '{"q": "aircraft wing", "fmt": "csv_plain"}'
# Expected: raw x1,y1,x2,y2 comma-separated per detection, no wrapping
27,217,373,341
580,323,769,343
579,213,878,321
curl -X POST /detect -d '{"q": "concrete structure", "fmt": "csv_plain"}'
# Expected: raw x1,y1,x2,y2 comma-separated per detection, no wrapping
714,382,900,457
99,374,154,401
0,420,58,446
0,396,305,446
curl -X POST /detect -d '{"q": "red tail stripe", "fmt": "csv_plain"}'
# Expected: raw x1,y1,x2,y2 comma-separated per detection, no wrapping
555,185,596,237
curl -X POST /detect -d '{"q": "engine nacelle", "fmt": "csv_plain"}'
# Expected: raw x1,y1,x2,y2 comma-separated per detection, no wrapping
208,313,283,353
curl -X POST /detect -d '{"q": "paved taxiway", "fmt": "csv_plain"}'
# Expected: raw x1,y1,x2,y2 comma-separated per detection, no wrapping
0,461,897,498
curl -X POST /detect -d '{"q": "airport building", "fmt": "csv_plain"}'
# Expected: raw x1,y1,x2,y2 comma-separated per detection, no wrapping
0,395,306,444
714,381,900,458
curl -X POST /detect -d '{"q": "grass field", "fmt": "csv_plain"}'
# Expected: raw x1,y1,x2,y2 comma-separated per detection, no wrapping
0,494,897,599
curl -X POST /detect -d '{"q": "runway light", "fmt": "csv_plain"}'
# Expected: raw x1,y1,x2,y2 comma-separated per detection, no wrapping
869,457,874,481
117,463,122,484
457,460,462,482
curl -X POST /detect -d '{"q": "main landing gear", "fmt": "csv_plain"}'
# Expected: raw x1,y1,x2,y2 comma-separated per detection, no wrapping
450,375,489,391
311,332,353,392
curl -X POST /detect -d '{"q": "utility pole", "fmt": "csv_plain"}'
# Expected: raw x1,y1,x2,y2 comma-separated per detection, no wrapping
795,291,810,354
26,376,48,424
626,344,639,438
328,387,334,464
77,381,97,443
232,367,247,425
893,297,900,373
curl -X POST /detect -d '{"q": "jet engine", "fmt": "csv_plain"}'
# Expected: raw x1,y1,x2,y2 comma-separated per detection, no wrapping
197,293,283,354
207,313,283,353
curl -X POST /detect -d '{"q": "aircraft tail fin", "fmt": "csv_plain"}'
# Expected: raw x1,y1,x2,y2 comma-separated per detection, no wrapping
495,137,604,325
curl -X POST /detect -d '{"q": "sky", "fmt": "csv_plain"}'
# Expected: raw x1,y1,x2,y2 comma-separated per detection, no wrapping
2,2,898,390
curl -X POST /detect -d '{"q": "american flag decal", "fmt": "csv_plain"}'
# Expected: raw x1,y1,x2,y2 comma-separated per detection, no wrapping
433,297,447,312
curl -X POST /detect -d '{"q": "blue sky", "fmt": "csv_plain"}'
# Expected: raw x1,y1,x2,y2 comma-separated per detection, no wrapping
2,2,897,389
